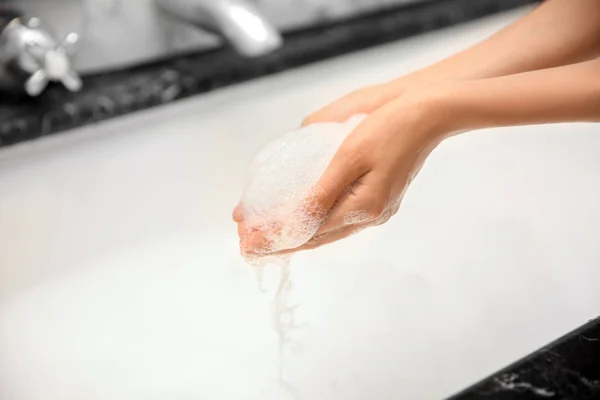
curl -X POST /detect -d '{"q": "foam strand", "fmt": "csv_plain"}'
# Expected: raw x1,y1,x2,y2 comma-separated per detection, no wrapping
272,260,301,399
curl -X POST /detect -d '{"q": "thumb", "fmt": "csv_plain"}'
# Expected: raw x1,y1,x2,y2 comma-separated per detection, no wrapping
302,108,351,127
240,151,366,255
300,144,369,223
301,112,330,127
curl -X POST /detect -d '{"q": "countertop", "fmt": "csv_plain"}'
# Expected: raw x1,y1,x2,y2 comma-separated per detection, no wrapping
451,317,600,399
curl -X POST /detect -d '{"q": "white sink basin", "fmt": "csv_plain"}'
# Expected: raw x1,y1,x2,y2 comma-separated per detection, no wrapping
1,6,599,400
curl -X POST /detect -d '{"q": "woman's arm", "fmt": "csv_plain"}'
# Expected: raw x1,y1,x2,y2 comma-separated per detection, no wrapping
235,1,600,254
425,58,600,136
389,0,600,92
237,58,600,254
304,0,600,125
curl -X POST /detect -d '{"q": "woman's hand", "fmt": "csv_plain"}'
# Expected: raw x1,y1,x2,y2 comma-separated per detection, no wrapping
305,0,600,126
236,56,600,255
290,94,446,252
235,92,448,254
301,83,401,126
234,0,600,256
233,82,404,253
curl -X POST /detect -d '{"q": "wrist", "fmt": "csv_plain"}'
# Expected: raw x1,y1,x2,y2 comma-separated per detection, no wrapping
393,84,465,143
424,83,466,137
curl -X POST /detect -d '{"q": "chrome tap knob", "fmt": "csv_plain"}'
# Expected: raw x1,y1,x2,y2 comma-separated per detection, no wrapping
0,17,82,96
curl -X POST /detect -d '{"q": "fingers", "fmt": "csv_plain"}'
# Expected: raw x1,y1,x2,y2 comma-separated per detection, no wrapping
316,171,392,235
235,155,367,256
238,103,377,256
301,138,370,225
302,100,352,127
232,205,244,222
240,229,271,256
239,222,282,256
302,108,349,127
275,222,371,255
302,101,363,127
235,207,268,254
238,120,371,255
315,188,367,235
237,219,248,238
301,85,388,127
301,112,325,127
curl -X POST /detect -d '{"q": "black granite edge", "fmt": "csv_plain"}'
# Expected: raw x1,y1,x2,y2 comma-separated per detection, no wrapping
0,0,540,148
448,316,600,399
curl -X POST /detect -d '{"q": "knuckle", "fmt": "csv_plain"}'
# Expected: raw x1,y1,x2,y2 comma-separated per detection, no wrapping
366,196,388,220
390,201,402,215
372,200,401,226
373,209,392,226
338,142,369,170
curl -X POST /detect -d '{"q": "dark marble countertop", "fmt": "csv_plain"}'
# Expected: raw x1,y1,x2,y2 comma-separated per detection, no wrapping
0,0,538,147
449,316,600,399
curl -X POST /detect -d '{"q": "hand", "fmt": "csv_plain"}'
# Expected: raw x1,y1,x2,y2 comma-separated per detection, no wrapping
233,83,398,254
235,92,446,255
236,54,600,256
301,83,400,126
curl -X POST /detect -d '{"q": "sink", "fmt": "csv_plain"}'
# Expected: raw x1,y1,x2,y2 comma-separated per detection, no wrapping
1,6,600,400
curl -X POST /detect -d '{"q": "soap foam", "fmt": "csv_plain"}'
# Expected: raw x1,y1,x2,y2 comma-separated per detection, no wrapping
239,114,366,260
343,210,372,226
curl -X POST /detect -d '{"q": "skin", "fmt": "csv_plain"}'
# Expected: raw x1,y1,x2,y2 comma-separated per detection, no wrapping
234,0,600,255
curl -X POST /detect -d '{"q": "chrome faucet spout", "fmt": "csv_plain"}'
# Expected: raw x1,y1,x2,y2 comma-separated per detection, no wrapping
155,0,282,57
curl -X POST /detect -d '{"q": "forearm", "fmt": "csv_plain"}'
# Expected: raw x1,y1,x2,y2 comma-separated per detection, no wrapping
391,0,600,92
429,59,600,136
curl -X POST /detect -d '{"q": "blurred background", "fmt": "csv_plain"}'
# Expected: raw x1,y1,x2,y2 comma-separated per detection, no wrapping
0,0,537,146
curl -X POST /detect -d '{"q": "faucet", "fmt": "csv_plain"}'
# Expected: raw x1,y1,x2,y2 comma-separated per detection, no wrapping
155,0,283,57
0,13,81,96
0,0,283,96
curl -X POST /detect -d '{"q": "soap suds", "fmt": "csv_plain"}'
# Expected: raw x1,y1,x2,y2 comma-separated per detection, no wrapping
239,114,366,254
343,210,371,226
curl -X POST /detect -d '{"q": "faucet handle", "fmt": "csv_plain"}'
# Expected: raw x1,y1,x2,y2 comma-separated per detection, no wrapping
22,30,82,96
2,17,82,96
60,32,79,55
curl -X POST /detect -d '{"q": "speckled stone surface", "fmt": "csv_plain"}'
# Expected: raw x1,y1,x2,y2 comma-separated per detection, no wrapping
449,317,600,399
0,0,538,147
